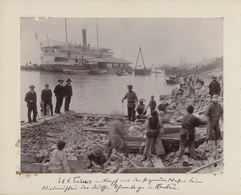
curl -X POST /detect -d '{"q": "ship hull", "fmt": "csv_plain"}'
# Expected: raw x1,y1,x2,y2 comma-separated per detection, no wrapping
41,64,76,71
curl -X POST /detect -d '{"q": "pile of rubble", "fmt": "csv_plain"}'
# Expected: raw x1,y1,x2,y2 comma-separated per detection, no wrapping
21,68,223,173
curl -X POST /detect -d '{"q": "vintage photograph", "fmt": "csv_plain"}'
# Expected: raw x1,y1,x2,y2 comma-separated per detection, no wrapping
20,18,223,174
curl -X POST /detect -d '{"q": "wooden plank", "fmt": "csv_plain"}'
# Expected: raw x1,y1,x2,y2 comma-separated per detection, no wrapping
82,125,182,134
151,155,165,168
118,167,192,173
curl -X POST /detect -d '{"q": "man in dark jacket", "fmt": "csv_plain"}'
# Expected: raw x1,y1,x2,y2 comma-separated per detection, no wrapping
25,85,37,123
209,76,221,96
64,79,73,112
41,84,53,116
122,85,138,121
54,79,65,114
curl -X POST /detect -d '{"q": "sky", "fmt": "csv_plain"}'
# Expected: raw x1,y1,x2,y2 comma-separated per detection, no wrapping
21,18,223,67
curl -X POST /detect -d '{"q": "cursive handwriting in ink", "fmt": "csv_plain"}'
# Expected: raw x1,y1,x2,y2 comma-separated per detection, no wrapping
189,177,202,183
73,176,92,184
114,184,144,193
102,178,119,186
155,183,178,190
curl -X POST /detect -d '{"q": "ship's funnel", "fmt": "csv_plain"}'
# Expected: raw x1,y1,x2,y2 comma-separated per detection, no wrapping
82,29,87,46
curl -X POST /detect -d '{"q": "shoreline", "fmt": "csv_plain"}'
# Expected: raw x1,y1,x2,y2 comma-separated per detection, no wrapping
20,66,223,174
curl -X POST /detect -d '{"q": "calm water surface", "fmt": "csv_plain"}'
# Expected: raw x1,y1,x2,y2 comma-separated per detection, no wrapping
21,71,178,121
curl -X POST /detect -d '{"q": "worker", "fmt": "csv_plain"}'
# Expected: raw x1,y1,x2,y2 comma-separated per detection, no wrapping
41,84,53,116
54,79,65,114
178,105,206,161
148,95,156,114
208,76,221,97
106,120,128,158
142,111,165,161
25,85,38,123
122,85,138,122
136,100,147,117
64,79,73,112
86,145,108,169
48,140,68,173
204,95,223,145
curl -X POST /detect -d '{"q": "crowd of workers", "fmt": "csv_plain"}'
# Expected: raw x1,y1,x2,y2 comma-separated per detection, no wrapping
24,74,223,173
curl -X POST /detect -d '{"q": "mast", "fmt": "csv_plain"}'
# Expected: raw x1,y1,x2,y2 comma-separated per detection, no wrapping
65,18,68,44
96,19,99,48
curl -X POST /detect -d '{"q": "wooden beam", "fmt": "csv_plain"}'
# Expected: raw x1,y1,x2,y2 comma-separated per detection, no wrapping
151,155,165,168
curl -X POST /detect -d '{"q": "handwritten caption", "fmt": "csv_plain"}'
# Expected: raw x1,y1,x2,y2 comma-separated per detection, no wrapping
41,176,202,193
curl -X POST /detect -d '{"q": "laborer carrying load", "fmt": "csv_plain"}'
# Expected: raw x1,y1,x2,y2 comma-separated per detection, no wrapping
86,120,127,169
106,120,128,158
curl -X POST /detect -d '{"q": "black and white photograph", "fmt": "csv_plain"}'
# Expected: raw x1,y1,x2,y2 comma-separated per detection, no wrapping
1,1,240,194
20,18,224,174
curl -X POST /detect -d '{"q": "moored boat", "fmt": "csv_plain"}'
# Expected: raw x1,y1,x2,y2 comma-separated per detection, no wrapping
165,75,181,84
116,69,128,76
133,47,151,75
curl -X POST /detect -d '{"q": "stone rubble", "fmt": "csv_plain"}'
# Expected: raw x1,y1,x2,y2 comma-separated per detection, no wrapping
21,67,223,173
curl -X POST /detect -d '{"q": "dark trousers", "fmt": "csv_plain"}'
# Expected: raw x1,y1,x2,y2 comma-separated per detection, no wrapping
179,134,196,159
211,119,221,141
43,101,53,115
27,103,37,122
128,107,136,121
55,95,63,113
64,96,71,111
150,108,155,114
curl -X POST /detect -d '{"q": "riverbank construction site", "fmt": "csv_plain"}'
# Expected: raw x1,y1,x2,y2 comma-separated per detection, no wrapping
20,65,223,174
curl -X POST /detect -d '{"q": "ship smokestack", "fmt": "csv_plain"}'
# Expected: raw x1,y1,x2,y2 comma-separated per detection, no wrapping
82,29,87,46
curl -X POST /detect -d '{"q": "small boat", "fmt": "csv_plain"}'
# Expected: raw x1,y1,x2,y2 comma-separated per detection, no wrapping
165,75,180,84
63,68,90,74
88,69,108,75
133,47,151,75
116,69,128,76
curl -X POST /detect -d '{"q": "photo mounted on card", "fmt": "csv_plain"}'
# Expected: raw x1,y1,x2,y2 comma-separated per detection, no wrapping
20,18,223,175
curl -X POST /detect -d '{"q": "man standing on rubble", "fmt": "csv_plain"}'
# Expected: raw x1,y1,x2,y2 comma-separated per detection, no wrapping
122,85,138,122
41,84,53,116
208,76,221,96
178,105,206,161
204,95,223,146
25,85,38,123
54,79,65,114
64,79,73,112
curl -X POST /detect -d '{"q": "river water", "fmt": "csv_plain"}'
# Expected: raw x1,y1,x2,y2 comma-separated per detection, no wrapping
21,71,178,121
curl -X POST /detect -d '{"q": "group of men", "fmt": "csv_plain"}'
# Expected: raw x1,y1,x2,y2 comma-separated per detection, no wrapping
121,85,157,122
24,79,73,123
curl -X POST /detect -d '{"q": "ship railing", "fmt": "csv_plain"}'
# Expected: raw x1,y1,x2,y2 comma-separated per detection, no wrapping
40,39,75,48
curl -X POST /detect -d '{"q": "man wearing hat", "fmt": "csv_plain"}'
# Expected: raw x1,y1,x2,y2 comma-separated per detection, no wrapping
122,85,138,122
64,79,73,112
204,95,223,145
25,85,37,123
86,145,108,169
41,84,53,116
54,79,65,114
208,76,221,96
